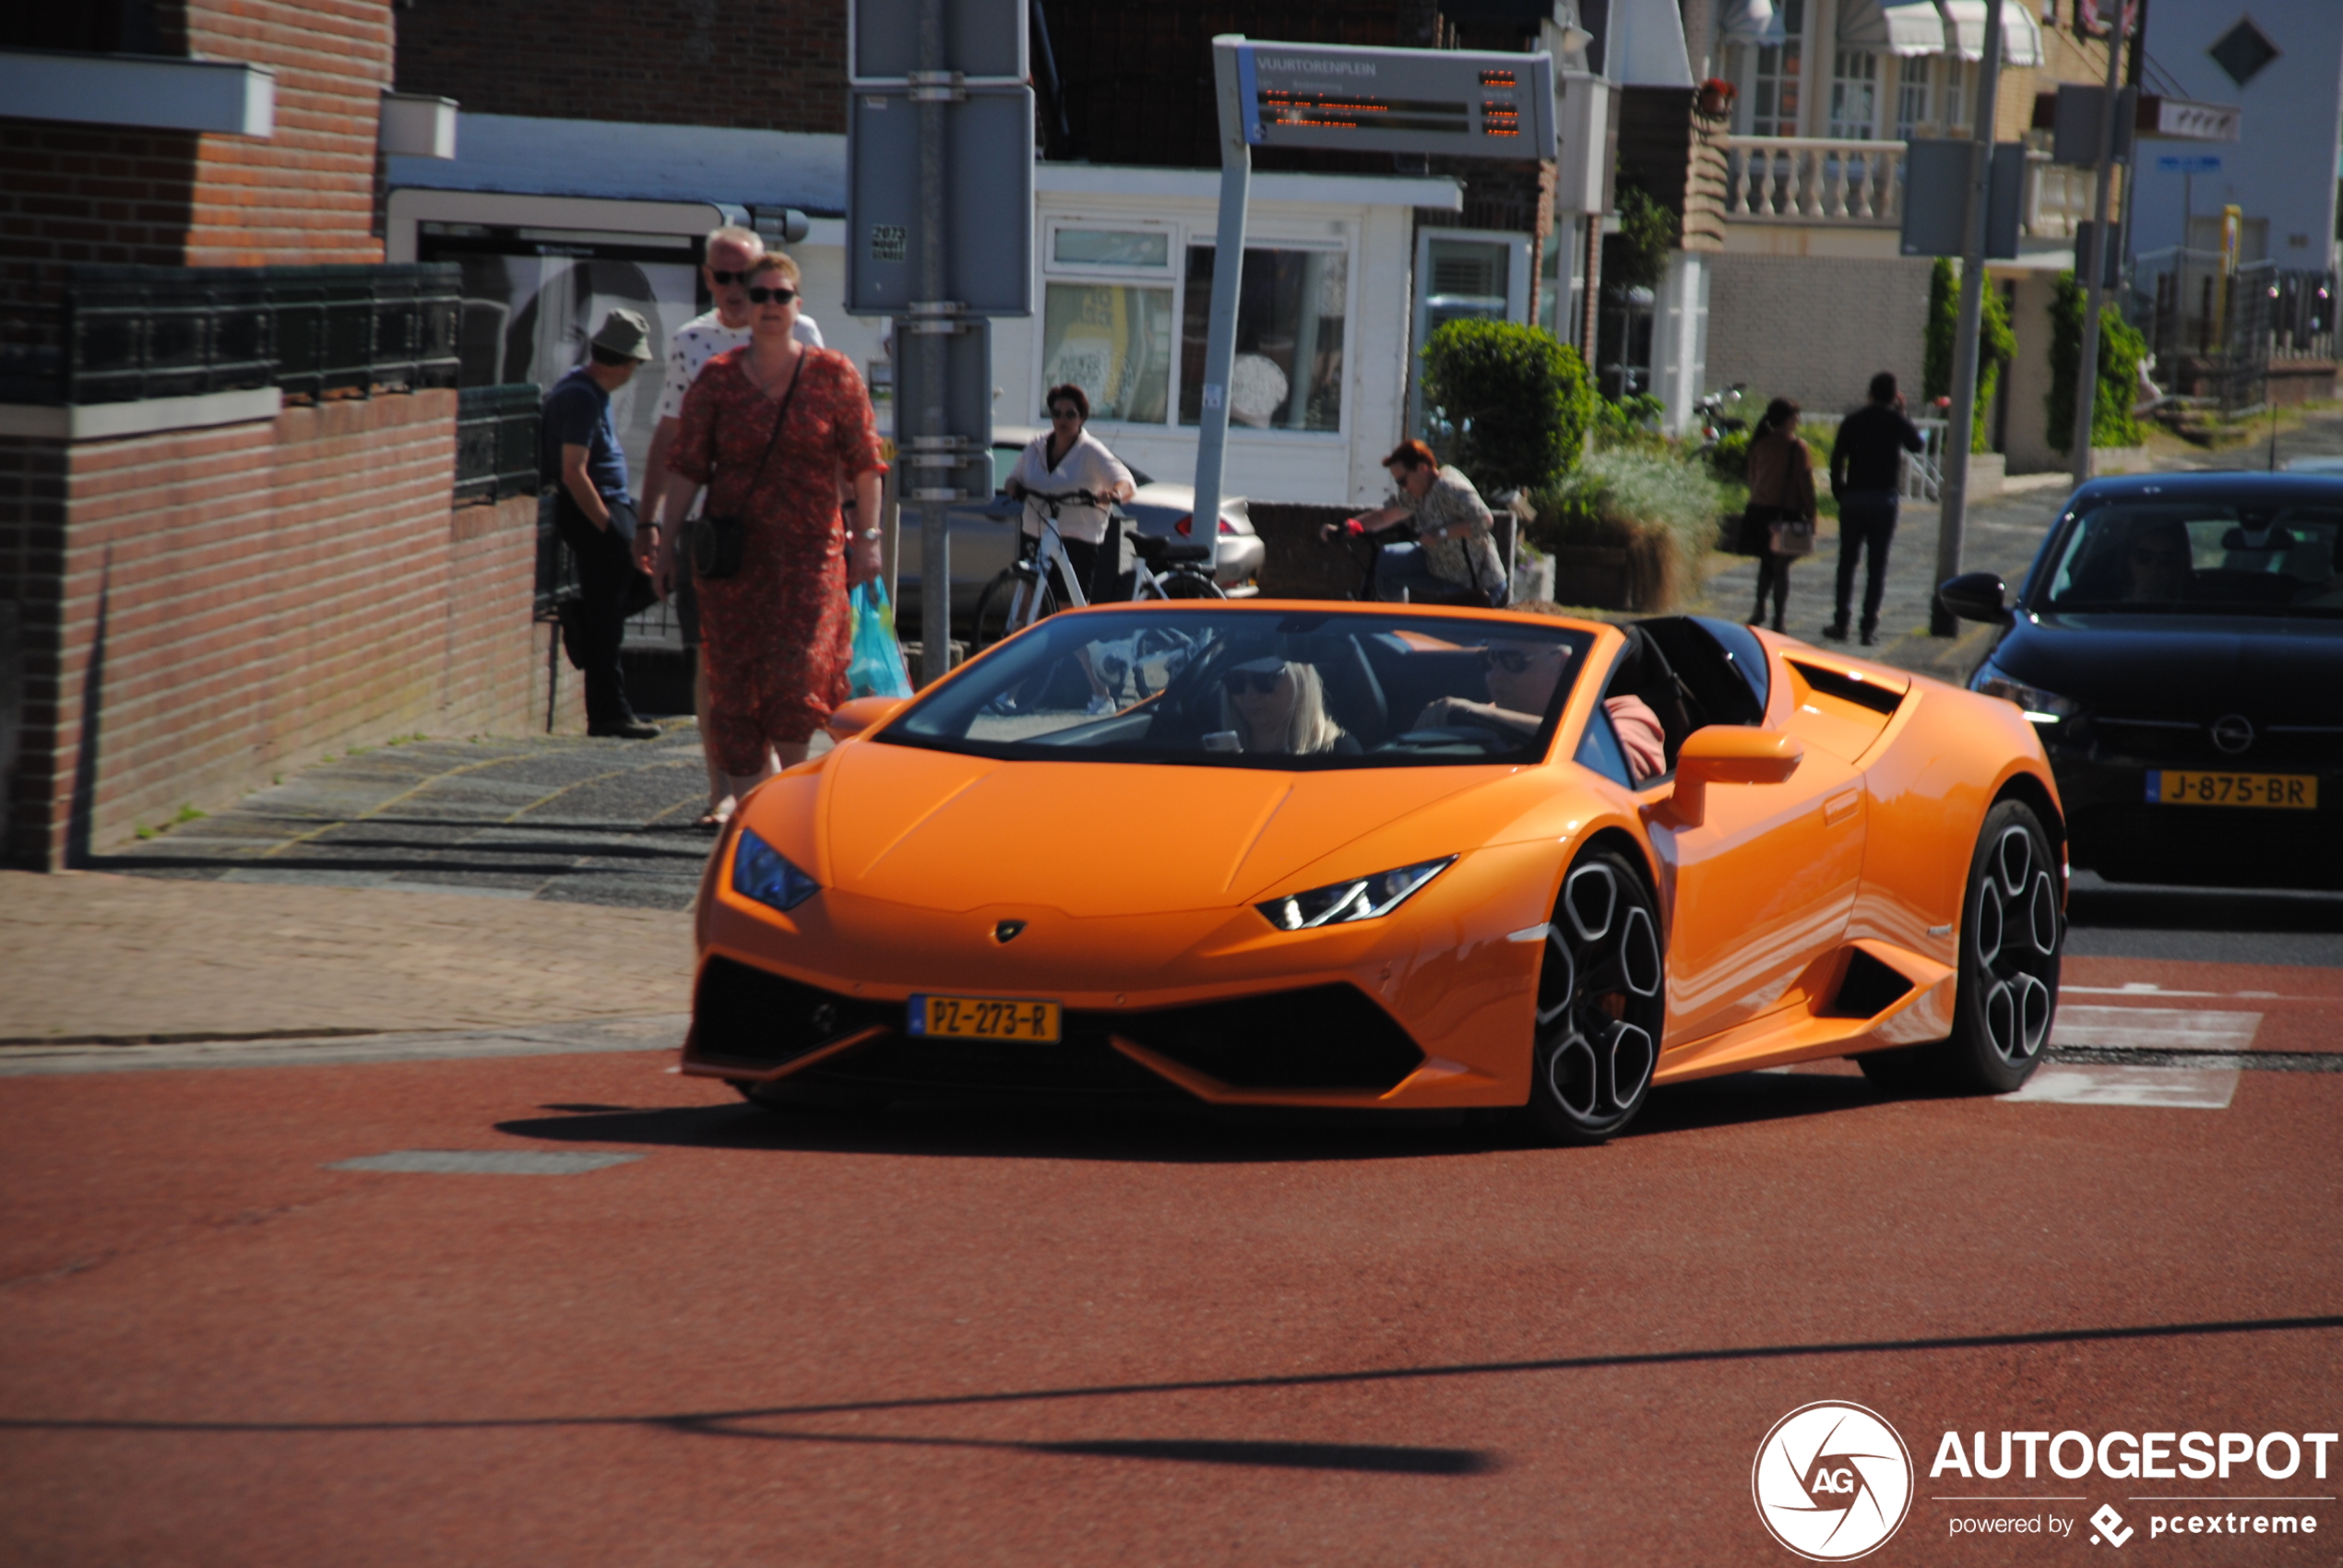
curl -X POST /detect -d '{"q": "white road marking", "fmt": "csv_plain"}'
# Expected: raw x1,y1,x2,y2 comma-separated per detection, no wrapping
327,1150,641,1175
2049,1006,2263,1051
2004,1065,2241,1110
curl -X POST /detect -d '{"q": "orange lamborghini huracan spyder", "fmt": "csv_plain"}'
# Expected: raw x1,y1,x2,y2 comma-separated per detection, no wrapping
682,602,2065,1144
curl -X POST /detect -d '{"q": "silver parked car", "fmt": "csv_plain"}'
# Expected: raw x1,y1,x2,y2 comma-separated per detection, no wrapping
894,426,1265,631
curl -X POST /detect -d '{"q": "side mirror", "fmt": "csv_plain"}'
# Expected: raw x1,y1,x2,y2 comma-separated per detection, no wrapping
824,695,908,742
1668,726,1803,828
1938,571,2015,625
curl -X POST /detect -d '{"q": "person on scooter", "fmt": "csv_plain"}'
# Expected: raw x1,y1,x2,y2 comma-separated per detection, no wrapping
1318,440,1508,607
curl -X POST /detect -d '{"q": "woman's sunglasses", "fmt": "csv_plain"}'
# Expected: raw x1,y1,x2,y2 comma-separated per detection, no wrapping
1481,647,1547,673
1223,671,1284,695
747,286,798,304
1049,406,1082,421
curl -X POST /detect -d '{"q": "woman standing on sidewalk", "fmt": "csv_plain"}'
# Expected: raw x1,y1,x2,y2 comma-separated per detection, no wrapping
660,254,887,802
1737,398,1816,633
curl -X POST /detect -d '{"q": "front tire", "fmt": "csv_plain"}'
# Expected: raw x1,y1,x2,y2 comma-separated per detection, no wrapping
973,567,1055,651
1860,800,2061,1094
1525,850,1667,1145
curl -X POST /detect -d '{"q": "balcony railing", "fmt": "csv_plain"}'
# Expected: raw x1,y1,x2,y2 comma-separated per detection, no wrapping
1724,139,2098,244
1,263,460,406
1723,137,1907,226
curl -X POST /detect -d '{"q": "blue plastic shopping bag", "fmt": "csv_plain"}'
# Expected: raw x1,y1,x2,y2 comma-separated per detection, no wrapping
847,577,915,699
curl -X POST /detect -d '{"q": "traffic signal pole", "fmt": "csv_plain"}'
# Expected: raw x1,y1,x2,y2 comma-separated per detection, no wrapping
1192,37,1253,549
913,0,952,686
1931,0,2005,636
2068,6,2133,489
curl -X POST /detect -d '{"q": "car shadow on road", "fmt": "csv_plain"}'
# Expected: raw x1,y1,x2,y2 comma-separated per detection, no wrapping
498,1069,1902,1162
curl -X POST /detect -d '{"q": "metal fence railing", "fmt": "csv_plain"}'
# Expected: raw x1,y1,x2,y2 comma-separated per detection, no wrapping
6,262,461,406
453,384,541,506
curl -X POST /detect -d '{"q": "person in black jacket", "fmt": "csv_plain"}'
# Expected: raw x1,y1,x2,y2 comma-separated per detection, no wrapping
1826,372,1926,646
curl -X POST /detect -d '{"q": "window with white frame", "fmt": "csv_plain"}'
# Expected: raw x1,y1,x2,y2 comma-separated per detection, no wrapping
1040,224,1176,424
1746,0,1803,137
1893,56,1932,140
1829,49,1879,138
1177,243,1348,432
1945,58,1976,132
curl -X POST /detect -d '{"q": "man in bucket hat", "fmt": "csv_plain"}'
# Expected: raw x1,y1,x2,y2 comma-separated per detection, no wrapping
541,307,660,738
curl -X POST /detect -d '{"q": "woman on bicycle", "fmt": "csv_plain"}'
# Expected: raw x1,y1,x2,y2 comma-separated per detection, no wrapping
1319,440,1508,607
1006,384,1136,604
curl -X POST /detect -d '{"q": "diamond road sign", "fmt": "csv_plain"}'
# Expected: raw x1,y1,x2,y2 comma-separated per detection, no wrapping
1235,42,1555,160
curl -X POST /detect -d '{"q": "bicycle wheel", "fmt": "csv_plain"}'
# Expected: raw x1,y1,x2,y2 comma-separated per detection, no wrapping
972,567,1055,652
1160,569,1225,600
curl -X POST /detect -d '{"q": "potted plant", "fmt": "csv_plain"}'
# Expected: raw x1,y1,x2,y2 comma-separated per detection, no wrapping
1697,77,1736,122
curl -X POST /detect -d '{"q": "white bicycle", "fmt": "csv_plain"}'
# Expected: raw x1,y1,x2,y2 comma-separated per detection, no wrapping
971,489,1225,654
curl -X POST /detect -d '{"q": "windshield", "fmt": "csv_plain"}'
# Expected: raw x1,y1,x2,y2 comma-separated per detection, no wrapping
2036,501,2343,617
881,608,1597,769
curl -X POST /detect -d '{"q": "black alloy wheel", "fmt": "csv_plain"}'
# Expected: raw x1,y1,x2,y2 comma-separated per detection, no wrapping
1859,799,2062,1094
1526,850,1667,1145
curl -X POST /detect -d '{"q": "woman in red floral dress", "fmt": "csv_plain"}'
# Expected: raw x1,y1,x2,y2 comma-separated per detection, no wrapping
660,254,887,797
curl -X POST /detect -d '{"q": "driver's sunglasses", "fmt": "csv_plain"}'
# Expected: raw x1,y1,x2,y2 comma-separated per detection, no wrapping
747,286,798,304
1223,671,1283,695
1049,406,1082,421
1481,647,1545,673
708,268,752,285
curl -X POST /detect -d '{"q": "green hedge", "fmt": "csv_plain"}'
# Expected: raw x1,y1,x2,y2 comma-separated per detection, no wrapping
1419,319,1598,495
1923,256,2014,452
2046,269,2147,455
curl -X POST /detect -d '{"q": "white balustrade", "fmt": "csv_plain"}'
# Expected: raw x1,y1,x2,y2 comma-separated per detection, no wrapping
1721,137,1907,226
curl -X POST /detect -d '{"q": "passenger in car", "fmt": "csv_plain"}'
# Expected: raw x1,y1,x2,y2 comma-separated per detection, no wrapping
1219,659,1354,755
1409,633,1666,780
2124,517,2194,603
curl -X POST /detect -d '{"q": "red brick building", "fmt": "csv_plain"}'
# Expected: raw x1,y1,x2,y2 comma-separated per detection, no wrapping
2,2,569,871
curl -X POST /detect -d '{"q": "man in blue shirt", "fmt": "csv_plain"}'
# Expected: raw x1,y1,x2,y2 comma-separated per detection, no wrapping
541,308,659,738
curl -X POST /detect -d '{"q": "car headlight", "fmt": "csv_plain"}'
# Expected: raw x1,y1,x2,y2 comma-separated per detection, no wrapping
1256,857,1455,931
1974,662,2079,725
732,826,821,912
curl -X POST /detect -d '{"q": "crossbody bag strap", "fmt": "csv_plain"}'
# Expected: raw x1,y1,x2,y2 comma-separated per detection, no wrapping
731,351,806,500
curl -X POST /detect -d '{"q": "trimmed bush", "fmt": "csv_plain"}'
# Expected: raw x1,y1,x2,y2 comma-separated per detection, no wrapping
1923,257,2014,451
2046,269,2147,455
1527,450,1725,612
1420,319,1599,495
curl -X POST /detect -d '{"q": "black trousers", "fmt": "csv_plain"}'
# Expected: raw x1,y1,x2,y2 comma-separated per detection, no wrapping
553,493,647,726
1834,493,1899,632
1753,551,1791,627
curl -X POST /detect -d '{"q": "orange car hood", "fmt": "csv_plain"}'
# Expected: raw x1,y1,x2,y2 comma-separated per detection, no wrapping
795,738,1513,917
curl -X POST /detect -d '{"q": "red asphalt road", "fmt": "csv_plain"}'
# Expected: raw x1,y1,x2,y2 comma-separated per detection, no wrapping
1,955,2337,1567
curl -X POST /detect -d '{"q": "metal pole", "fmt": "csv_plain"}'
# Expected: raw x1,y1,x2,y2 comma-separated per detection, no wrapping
1930,0,2006,636
1193,36,1252,540
914,0,951,687
2067,7,2131,488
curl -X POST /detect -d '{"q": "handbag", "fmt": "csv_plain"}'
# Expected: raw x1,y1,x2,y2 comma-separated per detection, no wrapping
690,355,803,580
1770,518,1817,557
847,578,914,700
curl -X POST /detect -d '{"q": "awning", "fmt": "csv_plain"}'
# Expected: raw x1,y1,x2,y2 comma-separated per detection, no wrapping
1837,0,1949,55
1937,0,2046,66
1719,0,1785,48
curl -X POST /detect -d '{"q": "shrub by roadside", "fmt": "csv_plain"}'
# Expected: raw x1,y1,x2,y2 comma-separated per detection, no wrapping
1528,450,1726,612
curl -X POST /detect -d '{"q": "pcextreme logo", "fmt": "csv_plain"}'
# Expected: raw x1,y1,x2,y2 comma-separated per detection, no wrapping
1753,1402,1916,1561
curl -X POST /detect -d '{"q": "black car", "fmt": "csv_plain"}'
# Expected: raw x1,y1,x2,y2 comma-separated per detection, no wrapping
1942,471,2343,889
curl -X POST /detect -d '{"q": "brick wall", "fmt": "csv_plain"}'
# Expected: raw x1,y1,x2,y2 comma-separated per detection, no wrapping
395,0,847,135
0,0,388,335
179,0,392,267
1705,253,1933,416
2,392,575,870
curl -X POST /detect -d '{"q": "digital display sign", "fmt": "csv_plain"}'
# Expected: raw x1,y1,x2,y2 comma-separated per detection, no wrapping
1236,43,1555,160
